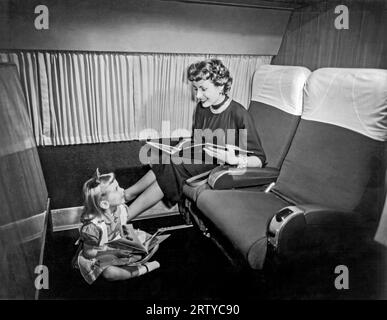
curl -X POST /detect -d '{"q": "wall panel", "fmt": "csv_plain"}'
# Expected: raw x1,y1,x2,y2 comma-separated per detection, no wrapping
273,0,387,69
1,0,289,55
0,63,48,299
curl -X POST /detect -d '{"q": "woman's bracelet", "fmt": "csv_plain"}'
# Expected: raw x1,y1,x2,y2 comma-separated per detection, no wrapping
237,155,248,168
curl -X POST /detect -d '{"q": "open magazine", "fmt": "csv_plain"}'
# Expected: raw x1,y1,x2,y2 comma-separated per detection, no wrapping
146,138,193,155
146,138,253,155
107,224,170,255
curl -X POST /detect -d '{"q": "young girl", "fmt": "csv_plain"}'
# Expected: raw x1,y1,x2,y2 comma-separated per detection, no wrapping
74,169,159,284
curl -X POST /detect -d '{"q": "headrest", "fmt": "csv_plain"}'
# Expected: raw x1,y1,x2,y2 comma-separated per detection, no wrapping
302,68,387,141
251,65,311,116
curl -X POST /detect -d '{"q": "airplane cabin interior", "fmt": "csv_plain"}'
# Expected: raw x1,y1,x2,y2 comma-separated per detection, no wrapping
0,0,387,302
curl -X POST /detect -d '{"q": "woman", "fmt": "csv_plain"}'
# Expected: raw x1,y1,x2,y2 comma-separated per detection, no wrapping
124,59,266,221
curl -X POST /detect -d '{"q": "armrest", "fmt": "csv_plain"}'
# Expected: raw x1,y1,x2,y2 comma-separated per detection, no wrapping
297,204,360,226
208,165,279,190
267,204,361,255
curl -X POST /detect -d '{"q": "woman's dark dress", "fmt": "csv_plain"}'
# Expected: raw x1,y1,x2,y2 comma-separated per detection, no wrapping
151,99,266,207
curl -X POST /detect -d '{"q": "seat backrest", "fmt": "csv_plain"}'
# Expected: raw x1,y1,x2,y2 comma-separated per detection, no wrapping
274,68,387,225
249,65,311,169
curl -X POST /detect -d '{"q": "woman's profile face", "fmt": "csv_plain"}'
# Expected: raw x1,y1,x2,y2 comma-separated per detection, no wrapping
192,79,224,108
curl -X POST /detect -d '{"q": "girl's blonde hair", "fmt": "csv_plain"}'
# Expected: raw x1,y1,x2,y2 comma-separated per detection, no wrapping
80,169,115,223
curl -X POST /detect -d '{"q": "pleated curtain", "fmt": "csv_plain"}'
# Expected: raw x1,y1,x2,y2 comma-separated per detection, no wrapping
0,51,272,146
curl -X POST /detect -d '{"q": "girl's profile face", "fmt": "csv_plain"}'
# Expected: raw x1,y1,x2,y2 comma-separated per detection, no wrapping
192,79,224,108
104,179,125,207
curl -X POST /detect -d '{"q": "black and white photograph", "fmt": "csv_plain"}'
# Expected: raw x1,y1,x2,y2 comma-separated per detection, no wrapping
0,0,387,306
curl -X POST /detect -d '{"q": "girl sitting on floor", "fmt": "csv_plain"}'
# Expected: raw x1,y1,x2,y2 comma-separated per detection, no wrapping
74,169,159,284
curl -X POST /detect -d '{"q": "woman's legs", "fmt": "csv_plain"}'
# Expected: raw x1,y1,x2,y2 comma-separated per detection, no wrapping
124,170,157,202
126,181,164,221
123,168,164,221
124,161,216,221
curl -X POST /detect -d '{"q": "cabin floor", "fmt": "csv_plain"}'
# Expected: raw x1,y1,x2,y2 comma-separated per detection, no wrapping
40,214,387,300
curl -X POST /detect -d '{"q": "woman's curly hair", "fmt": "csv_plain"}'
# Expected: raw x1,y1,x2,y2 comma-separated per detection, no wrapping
187,59,232,95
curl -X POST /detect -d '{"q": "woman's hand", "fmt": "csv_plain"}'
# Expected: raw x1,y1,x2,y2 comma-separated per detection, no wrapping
203,144,239,165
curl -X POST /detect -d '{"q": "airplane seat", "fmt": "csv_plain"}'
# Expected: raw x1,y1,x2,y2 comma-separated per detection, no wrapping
247,64,310,170
182,65,311,203
273,68,387,230
196,67,387,269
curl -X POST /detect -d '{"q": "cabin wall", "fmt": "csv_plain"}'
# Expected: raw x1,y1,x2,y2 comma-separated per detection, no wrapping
0,0,9,46
1,0,289,54
272,0,387,69
0,64,48,299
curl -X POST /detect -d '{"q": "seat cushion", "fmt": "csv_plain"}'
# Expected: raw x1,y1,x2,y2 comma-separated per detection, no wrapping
183,183,210,202
197,190,288,269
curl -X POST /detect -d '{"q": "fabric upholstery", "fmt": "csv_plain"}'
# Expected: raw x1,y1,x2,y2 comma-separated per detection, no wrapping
274,121,385,217
197,190,287,269
302,68,387,141
251,64,311,116
249,101,300,168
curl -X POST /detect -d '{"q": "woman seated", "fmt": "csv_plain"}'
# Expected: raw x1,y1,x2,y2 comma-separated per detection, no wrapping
124,58,266,221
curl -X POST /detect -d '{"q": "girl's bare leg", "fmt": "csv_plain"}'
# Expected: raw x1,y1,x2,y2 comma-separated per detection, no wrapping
126,181,164,221
124,170,157,202
103,266,137,281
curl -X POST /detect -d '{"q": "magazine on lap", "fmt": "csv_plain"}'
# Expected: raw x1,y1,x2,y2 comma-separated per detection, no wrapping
107,224,170,255
146,138,252,155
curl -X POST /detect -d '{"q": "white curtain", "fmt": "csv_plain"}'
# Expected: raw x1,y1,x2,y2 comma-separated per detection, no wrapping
0,51,272,146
